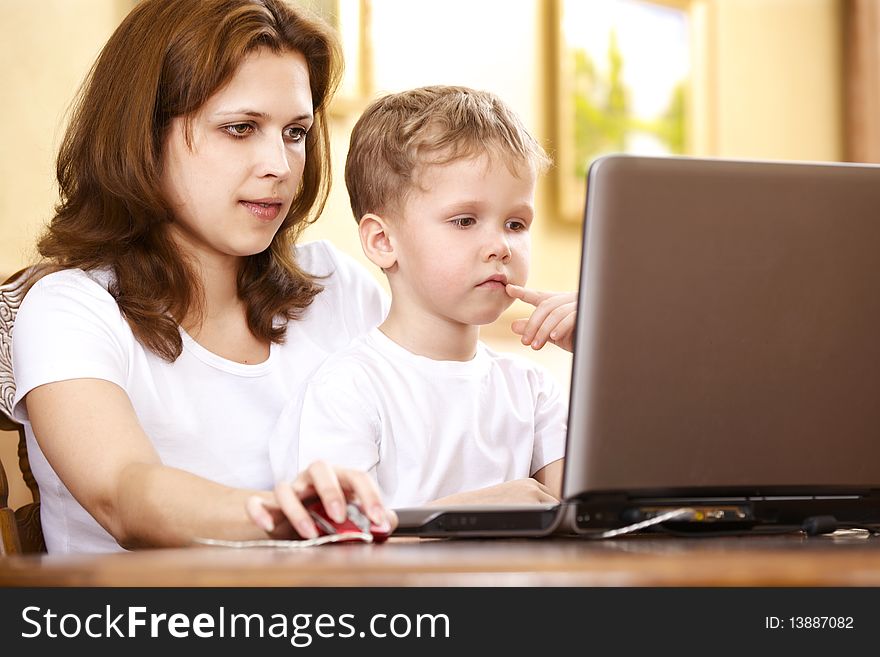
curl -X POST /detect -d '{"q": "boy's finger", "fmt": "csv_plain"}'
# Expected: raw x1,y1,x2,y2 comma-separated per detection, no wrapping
549,311,577,344
518,298,565,344
505,283,550,307
530,303,576,348
510,318,527,336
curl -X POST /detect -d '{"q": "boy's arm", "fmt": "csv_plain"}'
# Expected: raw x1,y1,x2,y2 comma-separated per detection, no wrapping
427,461,563,506
427,478,558,506
533,458,564,499
528,363,568,499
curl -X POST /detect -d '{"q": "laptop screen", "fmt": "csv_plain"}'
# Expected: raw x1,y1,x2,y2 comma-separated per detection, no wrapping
563,156,880,501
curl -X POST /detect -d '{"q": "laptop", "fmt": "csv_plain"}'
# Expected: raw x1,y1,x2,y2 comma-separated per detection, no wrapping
395,155,880,538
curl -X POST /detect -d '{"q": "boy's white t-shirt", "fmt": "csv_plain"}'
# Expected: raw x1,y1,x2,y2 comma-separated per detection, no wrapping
11,241,388,553
280,328,567,508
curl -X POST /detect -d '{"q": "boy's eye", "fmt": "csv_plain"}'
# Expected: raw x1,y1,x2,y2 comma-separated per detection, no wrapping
451,217,476,228
506,220,528,231
284,126,308,143
223,123,253,138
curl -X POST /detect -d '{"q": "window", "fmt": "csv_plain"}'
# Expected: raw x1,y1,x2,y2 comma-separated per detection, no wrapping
548,0,694,223
296,0,374,117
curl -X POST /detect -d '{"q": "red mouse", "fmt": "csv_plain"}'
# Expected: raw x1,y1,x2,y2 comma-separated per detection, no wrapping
304,498,390,544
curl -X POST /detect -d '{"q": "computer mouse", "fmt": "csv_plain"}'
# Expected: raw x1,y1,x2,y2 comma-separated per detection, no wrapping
304,497,390,544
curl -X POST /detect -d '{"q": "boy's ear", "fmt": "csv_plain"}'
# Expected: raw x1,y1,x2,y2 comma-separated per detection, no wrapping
358,213,398,271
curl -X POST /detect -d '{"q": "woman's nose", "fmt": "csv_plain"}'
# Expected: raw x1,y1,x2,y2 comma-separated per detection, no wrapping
256,136,291,180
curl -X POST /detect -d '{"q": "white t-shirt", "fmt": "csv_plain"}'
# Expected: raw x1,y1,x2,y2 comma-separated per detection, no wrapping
278,328,567,508
11,241,388,553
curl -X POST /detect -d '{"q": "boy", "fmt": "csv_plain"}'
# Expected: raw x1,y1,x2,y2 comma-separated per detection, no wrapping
274,86,575,508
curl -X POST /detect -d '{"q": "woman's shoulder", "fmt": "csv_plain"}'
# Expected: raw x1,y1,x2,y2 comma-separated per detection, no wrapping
27,267,115,299
294,240,356,276
11,267,132,424
293,241,389,330
19,267,120,322
294,239,368,280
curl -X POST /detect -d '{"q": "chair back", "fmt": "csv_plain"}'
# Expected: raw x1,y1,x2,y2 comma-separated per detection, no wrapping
0,269,46,554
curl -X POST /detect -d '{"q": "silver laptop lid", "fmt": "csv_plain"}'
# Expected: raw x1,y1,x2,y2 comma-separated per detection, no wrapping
564,155,880,498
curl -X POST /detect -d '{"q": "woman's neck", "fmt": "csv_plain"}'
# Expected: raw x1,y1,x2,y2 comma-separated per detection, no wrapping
169,228,244,332
198,258,241,315
175,248,269,364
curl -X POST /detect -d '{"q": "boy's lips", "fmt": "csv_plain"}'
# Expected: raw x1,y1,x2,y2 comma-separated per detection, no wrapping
476,274,509,289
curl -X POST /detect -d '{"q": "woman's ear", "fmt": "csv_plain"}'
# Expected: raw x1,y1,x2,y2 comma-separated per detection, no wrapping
358,213,397,271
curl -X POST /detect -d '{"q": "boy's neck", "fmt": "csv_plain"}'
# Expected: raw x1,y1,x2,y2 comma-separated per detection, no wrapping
380,305,480,361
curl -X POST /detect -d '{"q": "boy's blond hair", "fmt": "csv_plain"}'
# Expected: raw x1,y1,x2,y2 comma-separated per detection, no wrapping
344,85,551,222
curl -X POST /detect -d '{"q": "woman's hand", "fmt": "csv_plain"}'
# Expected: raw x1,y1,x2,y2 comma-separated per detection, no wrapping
246,460,397,539
506,284,577,353
427,478,559,506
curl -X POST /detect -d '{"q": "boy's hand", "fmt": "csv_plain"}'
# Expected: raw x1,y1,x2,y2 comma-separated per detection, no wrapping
506,284,577,353
427,478,559,506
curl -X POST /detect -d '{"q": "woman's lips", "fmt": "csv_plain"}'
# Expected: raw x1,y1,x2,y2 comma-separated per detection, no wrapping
240,200,282,221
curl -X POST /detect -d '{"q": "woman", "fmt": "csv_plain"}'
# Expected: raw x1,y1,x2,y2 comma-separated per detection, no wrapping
12,0,393,552
12,0,576,553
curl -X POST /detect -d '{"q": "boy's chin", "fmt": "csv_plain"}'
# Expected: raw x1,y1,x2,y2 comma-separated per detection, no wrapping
465,308,509,327
447,298,513,327
480,300,515,325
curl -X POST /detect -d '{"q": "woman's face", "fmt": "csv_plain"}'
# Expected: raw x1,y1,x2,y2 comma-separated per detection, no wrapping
160,48,313,265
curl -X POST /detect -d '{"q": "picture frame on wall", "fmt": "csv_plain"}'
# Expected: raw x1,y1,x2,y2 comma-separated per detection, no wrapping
297,0,375,117
544,0,698,224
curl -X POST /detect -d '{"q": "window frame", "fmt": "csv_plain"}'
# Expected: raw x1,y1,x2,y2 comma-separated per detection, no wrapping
543,0,713,224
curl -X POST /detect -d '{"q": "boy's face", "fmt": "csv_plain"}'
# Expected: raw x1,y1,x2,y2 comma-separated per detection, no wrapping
388,153,535,326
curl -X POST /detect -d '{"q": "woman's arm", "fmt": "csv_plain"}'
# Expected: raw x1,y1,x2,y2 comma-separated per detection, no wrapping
26,378,391,548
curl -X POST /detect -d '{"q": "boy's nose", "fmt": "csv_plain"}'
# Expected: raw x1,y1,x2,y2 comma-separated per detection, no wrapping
484,233,512,263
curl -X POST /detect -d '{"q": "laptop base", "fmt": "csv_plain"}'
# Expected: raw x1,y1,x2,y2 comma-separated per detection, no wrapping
393,504,564,538
570,492,880,535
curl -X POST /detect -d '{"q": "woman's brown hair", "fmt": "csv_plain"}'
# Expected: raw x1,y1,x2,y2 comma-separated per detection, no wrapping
35,0,342,361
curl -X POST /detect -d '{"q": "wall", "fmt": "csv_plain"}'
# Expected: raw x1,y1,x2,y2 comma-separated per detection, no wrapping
0,0,127,277
712,0,842,160
0,0,846,509
1,0,128,512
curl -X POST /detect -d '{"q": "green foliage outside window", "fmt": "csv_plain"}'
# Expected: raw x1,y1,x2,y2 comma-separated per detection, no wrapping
572,30,686,180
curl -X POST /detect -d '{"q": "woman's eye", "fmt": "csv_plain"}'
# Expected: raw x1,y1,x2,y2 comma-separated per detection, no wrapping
223,123,253,138
452,217,476,228
284,126,308,143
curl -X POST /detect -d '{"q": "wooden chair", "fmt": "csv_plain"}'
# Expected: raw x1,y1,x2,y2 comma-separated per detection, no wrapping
0,269,46,554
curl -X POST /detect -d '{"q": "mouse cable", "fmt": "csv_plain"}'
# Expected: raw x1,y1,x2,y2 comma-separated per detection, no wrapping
576,507,697,539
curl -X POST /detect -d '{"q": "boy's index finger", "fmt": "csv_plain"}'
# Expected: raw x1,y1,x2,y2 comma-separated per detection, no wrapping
505,283,548,307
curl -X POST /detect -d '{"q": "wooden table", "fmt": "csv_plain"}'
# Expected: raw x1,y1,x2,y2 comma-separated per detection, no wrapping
3,533,880,586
